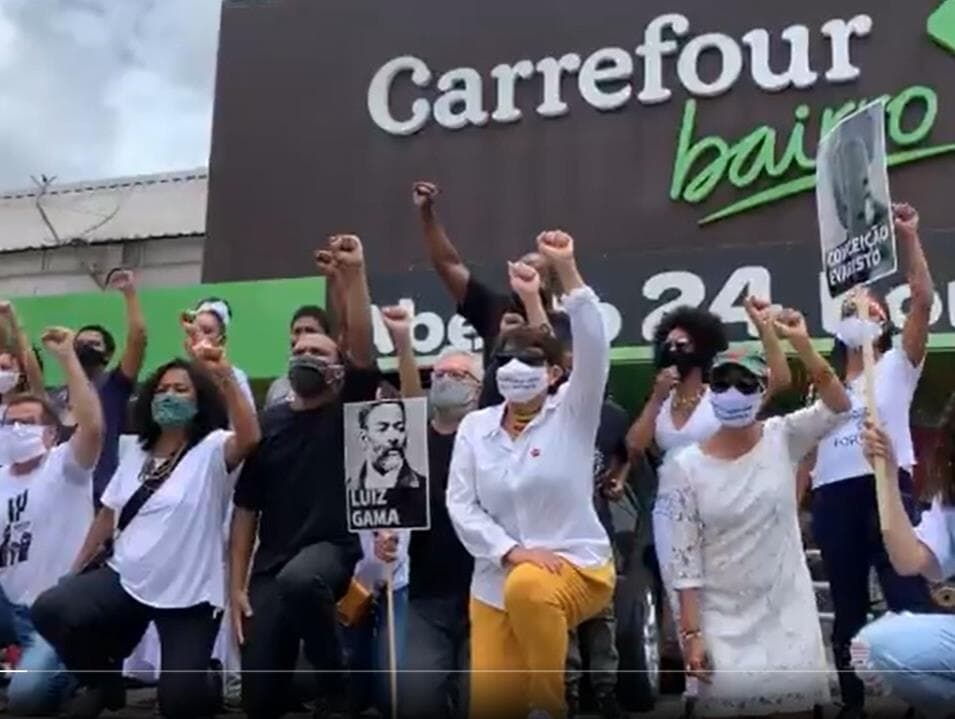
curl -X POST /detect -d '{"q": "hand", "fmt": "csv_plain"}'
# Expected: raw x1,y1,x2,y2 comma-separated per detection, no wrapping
508,261,541,299
41,327,76,359
504,547,564,574
684,635,712,684
862,420,897,472
499,312,526,334
412,181,439,210
773,308,809,343
893,203,919,240
191,339,232,381
231,589,254,645
374,531,399,563
0,301,13,319
329,234,365,275
107,269,136,295
380,305,412,341
600,471,625,501
313,249,340,278
743,296,778,336
536,230,575,265
651,367,679,403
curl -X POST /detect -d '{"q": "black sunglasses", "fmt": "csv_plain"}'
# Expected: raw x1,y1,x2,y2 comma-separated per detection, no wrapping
711,372,763,396
494,351,548,368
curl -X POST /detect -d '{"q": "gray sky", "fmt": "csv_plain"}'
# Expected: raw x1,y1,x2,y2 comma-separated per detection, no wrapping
0,0,220,191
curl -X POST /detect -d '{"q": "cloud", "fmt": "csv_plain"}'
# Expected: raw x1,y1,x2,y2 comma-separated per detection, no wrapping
0,0,220,191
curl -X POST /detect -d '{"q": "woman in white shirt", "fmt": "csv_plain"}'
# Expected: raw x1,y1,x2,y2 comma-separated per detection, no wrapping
345,529,411,718
192,297,257,412
657,309,850,717
853,418,955,716
806,203,935,716
31,344,259,719
447,230,613,719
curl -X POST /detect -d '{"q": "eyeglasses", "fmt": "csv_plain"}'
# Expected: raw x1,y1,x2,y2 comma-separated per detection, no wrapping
433,368,479,383
711,373,763,396
494,351,548,367
665,339,693,354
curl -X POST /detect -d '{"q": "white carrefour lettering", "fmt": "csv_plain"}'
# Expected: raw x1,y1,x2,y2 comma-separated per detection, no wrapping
821,15,873,83
369,14,869,135
676,32,744,98
367,56,432,136
742,26,818,92
578,48,634,111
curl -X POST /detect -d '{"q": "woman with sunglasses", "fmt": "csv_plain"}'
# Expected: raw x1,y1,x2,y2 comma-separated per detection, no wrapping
804,203,935,718
447,230,613,719
655,307,850,717
852,415,955,715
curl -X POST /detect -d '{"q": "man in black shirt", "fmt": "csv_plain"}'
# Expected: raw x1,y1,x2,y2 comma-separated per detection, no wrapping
230,235,377,719
401,348,483,719
413,181,564,408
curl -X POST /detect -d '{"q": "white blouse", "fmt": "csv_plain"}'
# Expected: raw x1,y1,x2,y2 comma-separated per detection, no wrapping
654,387,720,456
447,286,612,610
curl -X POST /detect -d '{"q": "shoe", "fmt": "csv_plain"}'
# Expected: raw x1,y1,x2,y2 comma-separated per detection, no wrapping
596,692,625,719
63,683,126,719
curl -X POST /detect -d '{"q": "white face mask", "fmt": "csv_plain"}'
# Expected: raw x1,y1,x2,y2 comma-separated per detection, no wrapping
709,388,764,428
0,370,20,395
496,359,550,403
0,423,49,466
836,316,884,350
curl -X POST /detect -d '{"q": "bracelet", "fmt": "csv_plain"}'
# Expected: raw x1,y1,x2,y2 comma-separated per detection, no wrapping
680,628,702,642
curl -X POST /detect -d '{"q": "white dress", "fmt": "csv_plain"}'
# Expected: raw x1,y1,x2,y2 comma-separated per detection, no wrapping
655,402,842,716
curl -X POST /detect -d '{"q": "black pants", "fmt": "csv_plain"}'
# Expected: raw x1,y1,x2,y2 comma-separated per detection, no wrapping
400,594,470,719
241,541,357,719
31,567,220,719
811,472,936,709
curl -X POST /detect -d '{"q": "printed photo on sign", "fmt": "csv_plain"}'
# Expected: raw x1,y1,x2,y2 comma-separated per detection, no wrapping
344,397,430,531
816,99,897,297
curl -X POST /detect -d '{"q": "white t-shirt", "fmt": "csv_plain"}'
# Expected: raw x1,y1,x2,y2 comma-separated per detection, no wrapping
102,429,234,610
812,348,922,489
0,444,94,605
914,498,955,580
654,388,721,455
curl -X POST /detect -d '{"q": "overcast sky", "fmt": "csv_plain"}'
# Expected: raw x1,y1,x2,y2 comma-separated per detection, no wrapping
0,0,220,191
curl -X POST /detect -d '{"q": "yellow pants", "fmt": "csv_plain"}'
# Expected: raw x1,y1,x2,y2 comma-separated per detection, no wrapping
469,559,615,719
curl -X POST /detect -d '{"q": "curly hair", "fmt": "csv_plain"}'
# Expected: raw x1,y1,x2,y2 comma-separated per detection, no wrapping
652,306,728,367
133,358,229,452
929,392,955,506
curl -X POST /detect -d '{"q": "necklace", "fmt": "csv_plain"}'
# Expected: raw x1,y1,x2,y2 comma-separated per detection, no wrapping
671,389,704,413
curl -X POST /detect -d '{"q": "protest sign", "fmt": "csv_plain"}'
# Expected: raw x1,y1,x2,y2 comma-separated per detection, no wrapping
816,100,897,298
344,397,430,532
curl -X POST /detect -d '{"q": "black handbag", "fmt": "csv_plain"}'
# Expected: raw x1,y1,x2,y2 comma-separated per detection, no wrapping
82,445,187,573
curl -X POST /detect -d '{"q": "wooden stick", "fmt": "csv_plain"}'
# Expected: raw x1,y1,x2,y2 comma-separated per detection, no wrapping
386,563,398,719
855,291,895,532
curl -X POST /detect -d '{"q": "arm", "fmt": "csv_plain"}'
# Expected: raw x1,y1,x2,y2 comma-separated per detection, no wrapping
3,304,45,394
71,508,114,573
896,204,932,367
508,262,552,332
862,423,944,579
217,371,260,472
538,232,608,419
626,393,666,458
796,449,816,506
381,306,424,398
111,272,148,382
44,328,104,470
229,507,258,644
332,235,375,369
446,423,519,565
414,182,470,304
329,274,350,357
744,297,791,402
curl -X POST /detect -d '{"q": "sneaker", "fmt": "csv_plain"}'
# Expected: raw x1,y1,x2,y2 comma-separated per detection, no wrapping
596,692,625,719
63,683,126,719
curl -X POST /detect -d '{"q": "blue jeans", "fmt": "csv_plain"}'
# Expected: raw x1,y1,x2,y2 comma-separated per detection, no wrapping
0,585,75,715
344,585,408,717
854,612,955,718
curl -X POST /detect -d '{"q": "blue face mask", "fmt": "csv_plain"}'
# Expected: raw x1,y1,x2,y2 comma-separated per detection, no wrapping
151,393,198,427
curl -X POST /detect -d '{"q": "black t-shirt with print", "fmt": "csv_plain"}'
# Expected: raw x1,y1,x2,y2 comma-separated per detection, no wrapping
234,367,379,577
457,275,567,409
593,399,631,538
408,426,473,601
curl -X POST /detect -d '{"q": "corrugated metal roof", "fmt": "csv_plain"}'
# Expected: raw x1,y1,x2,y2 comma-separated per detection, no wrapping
0,169,208,253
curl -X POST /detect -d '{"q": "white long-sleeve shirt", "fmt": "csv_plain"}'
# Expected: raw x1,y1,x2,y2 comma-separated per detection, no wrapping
446,285,612,609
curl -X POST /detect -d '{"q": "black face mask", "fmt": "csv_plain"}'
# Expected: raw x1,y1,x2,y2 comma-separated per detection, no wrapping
655,343,702,380
288,356,340,399
75,344,107,373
